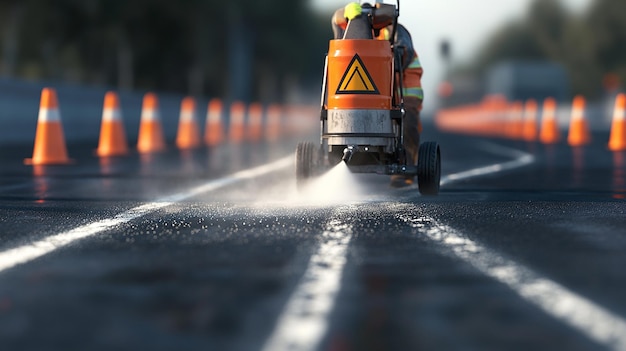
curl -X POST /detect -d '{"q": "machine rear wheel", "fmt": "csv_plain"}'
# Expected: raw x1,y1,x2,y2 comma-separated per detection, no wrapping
295,142,319,190
417,142,441,196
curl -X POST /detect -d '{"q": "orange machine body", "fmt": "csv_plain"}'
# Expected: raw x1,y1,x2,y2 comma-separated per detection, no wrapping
327,39,393,110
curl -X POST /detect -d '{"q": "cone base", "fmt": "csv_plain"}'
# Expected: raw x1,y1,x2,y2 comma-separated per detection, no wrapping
567,120,591,146
608,121,626,151
137,145,166,154
96,148,129,157
176,122,201,149
205,125,224,147
539,119,561,144
609,144,626,151
229,131,244,144
137,121,166,153
24,158,74,166
97,121,129,157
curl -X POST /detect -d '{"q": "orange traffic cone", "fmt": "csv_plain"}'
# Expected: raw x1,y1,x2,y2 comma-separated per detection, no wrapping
608,93,626,151
522,99,538,142
539,98,561,144
96,92,129,157
176,97,201,149
229,101,246,144
204,99,224,147
25,88,72,165
265,104,282,142
137,93,166,153
567,95,591,146
507,101,524,139
247,103,263,142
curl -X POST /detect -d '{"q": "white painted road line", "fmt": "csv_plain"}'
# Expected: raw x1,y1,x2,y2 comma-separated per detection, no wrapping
0,155,294,273
262,142,536,349
262,208,353,351
400,142,626,350
441,142,535,186
398,212,626,351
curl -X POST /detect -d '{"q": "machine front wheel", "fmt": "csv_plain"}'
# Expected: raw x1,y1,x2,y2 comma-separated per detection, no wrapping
417,142,441,196
295,142,319,190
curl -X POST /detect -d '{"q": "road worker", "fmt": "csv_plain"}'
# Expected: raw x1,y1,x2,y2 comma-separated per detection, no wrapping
332,1,424,187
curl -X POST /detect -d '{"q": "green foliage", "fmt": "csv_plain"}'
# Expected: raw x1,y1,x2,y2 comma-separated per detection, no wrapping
470,0,626,98
0,0,333,101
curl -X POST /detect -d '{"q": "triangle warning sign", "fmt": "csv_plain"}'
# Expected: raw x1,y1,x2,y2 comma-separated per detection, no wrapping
336,54,380,95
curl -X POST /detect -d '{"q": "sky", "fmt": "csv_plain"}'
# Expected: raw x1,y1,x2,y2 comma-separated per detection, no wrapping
310,0,592,112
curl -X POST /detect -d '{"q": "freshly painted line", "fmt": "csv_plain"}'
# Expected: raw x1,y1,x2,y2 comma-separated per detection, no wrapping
441,142,535,186
0,155,294,273
262,142,536,349
398,212,626,351
262,209,353,351
402,142,626,350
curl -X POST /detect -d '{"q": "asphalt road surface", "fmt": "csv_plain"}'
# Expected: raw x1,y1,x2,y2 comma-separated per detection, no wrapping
0,122,625,351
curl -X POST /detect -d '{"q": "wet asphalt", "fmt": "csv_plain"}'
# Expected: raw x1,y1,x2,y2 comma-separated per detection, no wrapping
0,123,625,351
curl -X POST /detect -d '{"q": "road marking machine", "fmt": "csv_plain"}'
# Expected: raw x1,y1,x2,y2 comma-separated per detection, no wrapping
296,0,441,195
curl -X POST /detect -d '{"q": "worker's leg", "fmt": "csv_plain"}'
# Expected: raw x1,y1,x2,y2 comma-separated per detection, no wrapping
390,98,421,187
403,108,421,166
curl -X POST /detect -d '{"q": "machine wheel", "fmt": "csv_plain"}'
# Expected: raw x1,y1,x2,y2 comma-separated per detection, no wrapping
417,142,441,196
295,142,319,189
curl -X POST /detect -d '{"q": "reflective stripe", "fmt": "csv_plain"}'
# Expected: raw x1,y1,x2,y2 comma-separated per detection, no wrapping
38,108,61,122
408,57,422,69
102,108,121,122
141,110,160,121
403,87,424,99
179,110,195,122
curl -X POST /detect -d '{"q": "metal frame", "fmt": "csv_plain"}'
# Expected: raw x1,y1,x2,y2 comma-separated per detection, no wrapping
319,0,411,176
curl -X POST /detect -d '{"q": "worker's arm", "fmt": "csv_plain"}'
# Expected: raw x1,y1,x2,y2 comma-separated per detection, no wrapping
332,3,362,39
403,52,424,111
403,51,424,133
331,8,346,39
333,7,348,29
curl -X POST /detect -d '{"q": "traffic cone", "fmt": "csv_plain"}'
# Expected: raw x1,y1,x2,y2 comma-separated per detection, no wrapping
176,97,201,149
608,93,626,151
265,104,282,142
539,97,561,144
96,91,129,157
247,102,263,142
137,92,166,153
229,101,246,143
507,101,524,139
204,99,224,147
522,99,538,142
25,88,72,165
567,95,591,146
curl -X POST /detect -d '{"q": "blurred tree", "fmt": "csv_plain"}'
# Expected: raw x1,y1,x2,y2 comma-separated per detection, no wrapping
473,21,543,73
0,0,331,102
527,0,567,61
0,1,23,77
559,16,601,97
466,0,626,98
587,0,626,93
